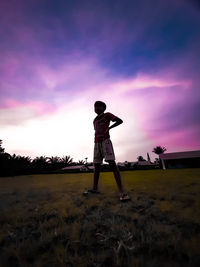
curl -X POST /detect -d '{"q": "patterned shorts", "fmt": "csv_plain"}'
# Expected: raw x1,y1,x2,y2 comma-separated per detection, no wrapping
93,138,116,164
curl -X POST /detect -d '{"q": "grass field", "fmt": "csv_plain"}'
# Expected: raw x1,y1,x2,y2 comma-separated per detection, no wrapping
0,168,200,267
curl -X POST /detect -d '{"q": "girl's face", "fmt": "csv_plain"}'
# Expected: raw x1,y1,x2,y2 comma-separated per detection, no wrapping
94,104,104,114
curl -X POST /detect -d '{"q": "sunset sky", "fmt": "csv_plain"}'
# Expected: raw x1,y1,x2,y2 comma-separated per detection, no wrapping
0,0,200,163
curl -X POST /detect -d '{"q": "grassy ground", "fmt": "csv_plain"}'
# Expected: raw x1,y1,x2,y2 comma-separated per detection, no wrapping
0,168,200,267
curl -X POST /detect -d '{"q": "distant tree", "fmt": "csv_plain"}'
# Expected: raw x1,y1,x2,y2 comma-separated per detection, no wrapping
11,153,17,160
4,154,32,174
152,146,167,155
47,156,62,164
0,139,5,153
45,156,63,170
10,154,32,165
0,152,11,160
61,155,73,165
78,160,85,165
17,156,32,167
10,153,18,160
137,156,146,161
32,156,49,168
152,146,167,168
124,161,131,169
0,139,12,175
154,158,160,164
0,139,11,162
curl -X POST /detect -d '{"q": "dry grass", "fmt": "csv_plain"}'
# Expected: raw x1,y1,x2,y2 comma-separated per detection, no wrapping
0,168,200,266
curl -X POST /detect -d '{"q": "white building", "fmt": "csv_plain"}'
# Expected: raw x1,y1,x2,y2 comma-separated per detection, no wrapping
61,164,94,172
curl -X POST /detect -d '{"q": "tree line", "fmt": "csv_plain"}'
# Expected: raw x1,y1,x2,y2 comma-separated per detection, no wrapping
0,139,167,176
0,139,86,177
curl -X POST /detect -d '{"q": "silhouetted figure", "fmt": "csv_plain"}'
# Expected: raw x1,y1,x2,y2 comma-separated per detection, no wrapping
83,101,130,201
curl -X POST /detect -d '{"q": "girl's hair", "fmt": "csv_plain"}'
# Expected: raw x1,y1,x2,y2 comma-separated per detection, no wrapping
94,101,106,111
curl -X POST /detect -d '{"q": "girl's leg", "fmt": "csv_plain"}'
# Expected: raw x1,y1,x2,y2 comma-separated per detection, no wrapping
93,163,101,190
107,160,124,194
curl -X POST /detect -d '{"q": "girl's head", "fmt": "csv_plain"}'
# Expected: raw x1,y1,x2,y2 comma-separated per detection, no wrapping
94,101,106,114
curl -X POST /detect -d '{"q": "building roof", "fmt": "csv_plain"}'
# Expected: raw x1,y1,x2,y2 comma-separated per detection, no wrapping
117,161,137,164
62,165,94,170
62,165,84,170
117,161,155,166
137,161,153,165
159,150,200,160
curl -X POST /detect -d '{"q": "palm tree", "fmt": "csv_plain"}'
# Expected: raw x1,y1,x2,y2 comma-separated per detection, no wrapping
12,154,31,163
6,154,32,173
78,160,85,165
61,155,73,165
32,156,49,168
45,156,63,170
47,156,62,164
137,156,146,161
152,146,167,168
152,146,167,155
18,156,32,168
